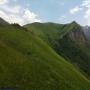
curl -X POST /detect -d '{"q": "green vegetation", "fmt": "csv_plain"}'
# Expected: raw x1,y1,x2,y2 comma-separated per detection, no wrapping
0,22,89,90
0,18,89,89
25,22,90,79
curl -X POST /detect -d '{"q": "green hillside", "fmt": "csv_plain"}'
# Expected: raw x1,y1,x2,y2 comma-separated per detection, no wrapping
25,22,90,79
0,18,9,25
0,23,90,90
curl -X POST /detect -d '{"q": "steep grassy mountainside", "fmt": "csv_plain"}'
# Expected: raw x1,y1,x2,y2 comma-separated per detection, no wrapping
0,18,9,25
0,24,90,90
25,22,90,78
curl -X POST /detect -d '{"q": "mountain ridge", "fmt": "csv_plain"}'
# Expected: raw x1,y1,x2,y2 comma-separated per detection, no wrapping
25,22,90,79
0,17,90,89
0,17,9,25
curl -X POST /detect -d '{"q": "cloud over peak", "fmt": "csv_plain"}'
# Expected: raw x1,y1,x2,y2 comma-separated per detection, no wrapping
23,9,41,23
69,0,90,25
0,0,8,5
82,0,90,25
0,0,41,25
70,6,82,15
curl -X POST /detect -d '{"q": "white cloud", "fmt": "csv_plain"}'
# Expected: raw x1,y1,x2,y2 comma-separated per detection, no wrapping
8,14,24,25
82,0,90,8
0,8,41,25
70,6,82,14
0,0,41,25
84,8,90,25
0,5,21,14
84,8,90,18
69,0,90,25
0,10,25,25
0,10,9,20
23,9,41,23
0,0,8,5
59,15,66,20
81,0,90,25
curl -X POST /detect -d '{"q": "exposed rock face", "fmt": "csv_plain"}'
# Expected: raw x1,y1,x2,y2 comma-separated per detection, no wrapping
67,22,87,43
69,28,86,43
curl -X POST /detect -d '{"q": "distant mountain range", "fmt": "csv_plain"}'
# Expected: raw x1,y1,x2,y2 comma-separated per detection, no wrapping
25,21,90,79
0,17,90,90
83,26,90,41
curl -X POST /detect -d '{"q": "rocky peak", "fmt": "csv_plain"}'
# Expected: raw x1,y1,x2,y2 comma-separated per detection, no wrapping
68,23,87,43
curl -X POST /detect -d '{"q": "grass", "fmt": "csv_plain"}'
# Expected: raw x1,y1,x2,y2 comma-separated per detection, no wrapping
0,24,89,90
25,22,90,79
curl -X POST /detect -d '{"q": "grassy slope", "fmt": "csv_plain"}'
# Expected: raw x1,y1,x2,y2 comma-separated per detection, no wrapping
0,18,9,25
25,22,78,46
0,25,90,90
25,22,90,78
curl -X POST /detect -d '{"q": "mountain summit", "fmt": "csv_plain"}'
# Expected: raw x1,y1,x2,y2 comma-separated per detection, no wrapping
0,18,89,89
25,22,90,79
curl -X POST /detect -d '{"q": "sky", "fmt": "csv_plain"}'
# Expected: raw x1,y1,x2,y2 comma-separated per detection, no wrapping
0,0,90,26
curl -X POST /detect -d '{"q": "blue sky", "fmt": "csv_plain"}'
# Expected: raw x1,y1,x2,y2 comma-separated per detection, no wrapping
0,0,90,25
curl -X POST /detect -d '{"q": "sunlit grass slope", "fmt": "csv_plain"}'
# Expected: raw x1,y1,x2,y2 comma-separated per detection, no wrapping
25,22,90,79
0,24,89,90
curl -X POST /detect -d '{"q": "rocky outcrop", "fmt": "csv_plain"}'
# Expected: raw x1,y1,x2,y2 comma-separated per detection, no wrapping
67,22,87,43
